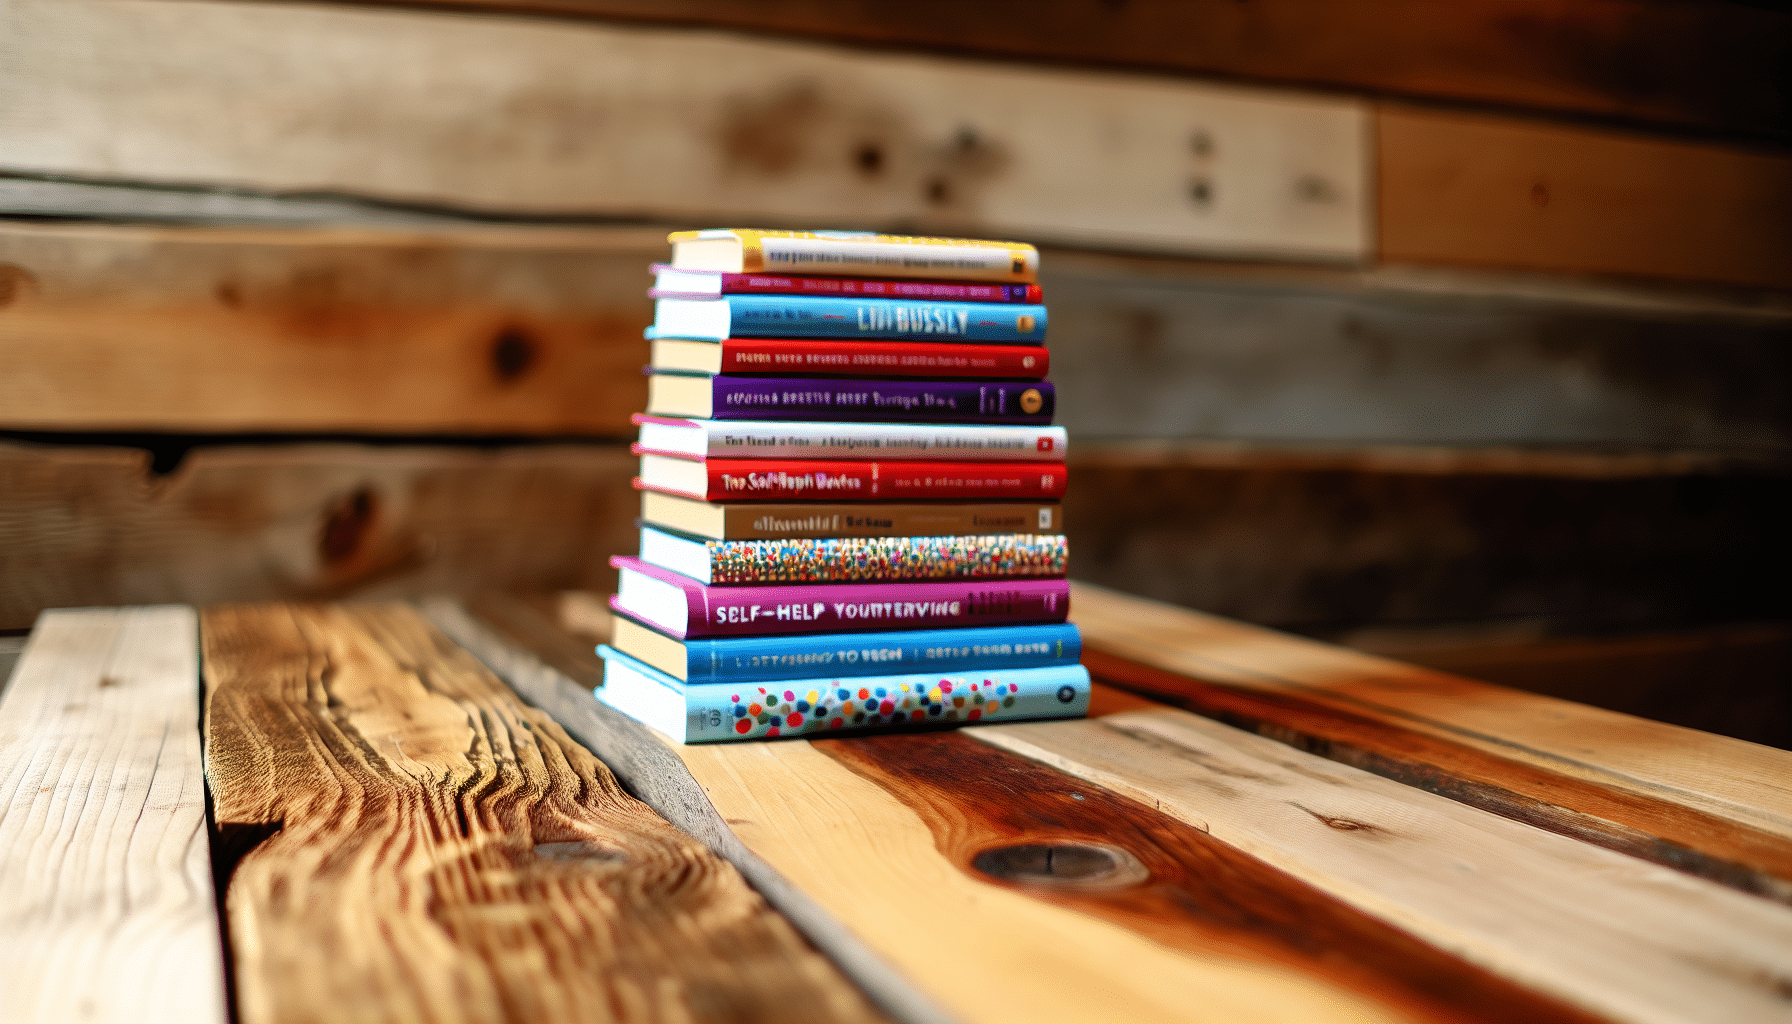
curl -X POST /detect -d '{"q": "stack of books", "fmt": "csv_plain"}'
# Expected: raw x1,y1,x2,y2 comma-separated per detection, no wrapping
598,228,1089,743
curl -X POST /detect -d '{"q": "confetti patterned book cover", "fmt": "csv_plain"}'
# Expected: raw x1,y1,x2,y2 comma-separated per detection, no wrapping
640,526,1067,585
597,645,1090,744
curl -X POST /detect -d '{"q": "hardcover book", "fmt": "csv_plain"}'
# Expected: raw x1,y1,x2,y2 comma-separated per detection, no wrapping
611,555,1071,638
667,229,1038,283
646,295,1047,344
640,491,1064,541
650,338,1049,379
650,265,1042,303
596,645,1090,743
647,375,1054,424
610,614,1083,684
634,415,1066,462
639,525,1068,585
636,455,1067,502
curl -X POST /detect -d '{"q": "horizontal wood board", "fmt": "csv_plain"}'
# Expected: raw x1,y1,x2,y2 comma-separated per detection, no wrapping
0,441,637,631
1070,582,1792,901
359,0,1792,143
202,602,886,1024
0,0,1368,261
0,607,226,1024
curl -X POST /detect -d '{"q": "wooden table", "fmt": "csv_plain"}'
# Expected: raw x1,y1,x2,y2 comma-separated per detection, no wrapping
5,585,1792,1024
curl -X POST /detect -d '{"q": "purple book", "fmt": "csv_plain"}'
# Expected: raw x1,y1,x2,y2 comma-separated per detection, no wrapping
611,556,1070,639
647,375,1055,425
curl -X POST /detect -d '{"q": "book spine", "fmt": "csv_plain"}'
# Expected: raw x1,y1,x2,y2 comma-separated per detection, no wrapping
682,664,1090,742
739,232,1039,283
698,533,1068,585
632,419,1066,461
708,377,1054,424
702,502,1064,540
697,460,1067,501
680,623,1083,684
726,296,1047,343
718,274,1040,303
716,339,1048,379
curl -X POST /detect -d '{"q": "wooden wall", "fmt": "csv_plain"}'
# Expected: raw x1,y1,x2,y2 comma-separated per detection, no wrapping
3,0,1788,739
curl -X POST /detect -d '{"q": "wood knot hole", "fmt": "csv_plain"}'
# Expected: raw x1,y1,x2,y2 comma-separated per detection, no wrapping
972,842,1148,890
854,143,884,174
320,487,377,564
0,263,36,308
490,328,535,382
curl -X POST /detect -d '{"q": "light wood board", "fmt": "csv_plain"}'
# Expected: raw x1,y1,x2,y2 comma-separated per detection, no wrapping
0,606,226,1024
202,602,885,1024
0,0,1369,261
1071,582,1792,899
972,707,1792,1024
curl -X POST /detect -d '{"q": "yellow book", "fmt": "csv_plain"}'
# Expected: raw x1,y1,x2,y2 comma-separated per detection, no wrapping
667,229,1038,284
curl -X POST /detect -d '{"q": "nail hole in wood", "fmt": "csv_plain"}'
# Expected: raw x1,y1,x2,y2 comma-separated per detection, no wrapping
490,328,535,382
1189,178,1213,205
320,487,377,565
925,176,951,204
854,143,883,174
972,842,1149,889
1190,130,1213,158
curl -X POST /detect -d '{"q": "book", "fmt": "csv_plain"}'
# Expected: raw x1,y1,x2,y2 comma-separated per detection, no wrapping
610,614,1083,683
639,525,1068,585
640,491,1064,540
636,455,1067,502
646,295,1047,344
612,556,1071,638
650,338,1049,379
650,265,1042,304
647,375,1054,424
667,229,1038,283
634,415,1066,462
596,645,1090,743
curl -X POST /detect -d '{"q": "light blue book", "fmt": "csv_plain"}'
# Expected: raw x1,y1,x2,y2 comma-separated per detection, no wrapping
596,646,1090,744
611,611,1081,684
645,294,1048,344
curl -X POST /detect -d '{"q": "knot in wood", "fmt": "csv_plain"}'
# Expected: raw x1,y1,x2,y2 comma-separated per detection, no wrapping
971,842,1148,890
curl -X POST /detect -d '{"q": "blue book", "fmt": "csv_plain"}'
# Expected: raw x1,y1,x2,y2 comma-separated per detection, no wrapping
596,646,1090,744
611,613,1082,683
645,294,1048,344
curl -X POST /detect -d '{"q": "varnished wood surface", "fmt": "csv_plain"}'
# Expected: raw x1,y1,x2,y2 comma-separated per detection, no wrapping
202,602,884,1024
0,607,226,1024
1071,582,1792,901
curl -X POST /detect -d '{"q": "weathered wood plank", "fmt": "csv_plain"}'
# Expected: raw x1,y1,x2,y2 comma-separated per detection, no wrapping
1070,582,1792,901
0,441,637,631
202,602,886,1024
1378,106,1792,290
1,0,1368,261
0,606,226,1024
0,222,654,432
970,708,1792,1024
359,0,1792,143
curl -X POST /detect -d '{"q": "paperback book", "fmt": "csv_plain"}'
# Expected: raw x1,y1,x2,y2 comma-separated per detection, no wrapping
649,338,1048,379
597,645,1090,743
634,415,1066,462
650,265,1042,303
639,525,1067,585
667,229,1038,282
612,555,1071,638
647,375,1054,424
610,614,1083,684
646,295,1047,344
636,454,1067,502
639,491,1064,541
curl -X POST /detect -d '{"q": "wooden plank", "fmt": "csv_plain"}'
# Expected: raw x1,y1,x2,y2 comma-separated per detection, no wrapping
0,440,637,631
0,222,654,433
358,0,1792,143
969,707,1792,1024
0,0,1369,261
1378,106,1792,290
1070,582,1792,902
0,606,226,1024
438,598,1614,1024
201,602,888,1024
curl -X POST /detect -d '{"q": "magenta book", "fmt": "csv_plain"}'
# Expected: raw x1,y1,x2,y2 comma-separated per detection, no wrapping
611,556,1070,639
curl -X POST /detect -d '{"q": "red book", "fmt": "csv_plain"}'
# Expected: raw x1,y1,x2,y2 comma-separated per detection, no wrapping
636,455,1067,502
650,337,1049,379
652,264,1042,303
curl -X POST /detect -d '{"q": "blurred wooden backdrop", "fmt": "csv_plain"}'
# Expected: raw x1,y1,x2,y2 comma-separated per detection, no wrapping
2,0,1787,743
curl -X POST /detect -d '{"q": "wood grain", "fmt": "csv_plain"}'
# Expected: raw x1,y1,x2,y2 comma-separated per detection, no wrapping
359,0,1792,142
1070,582,1792,901
0,607,226,1024
1,0,1369,261
202,602,884,1024
1378,106,1792,290
0,440,637,631
0,222,653,432
972,708,1792,1024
